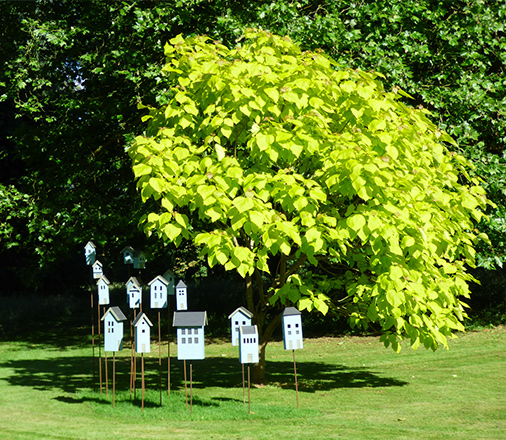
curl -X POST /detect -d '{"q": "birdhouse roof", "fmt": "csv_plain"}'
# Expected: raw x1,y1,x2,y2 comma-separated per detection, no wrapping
132,312,153,327
228,306,253,320
282,307,301,316
85,241,96,249
121,246,134,254
176,280,187,288
134,250,146,258
127,276,141,287
239,325,258,336
97,275,110,285
102,306,127,322
172,311,207,327
163,269,174,280
148,275,169,286
92,260,103,268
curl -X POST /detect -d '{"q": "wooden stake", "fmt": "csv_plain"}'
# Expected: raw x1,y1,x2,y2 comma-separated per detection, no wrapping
242,363,246,406
133,309,137,399
293,349,299,409
129,317,134,399
158,310,162,406
98,304,102,394
141,353,145,412
90,284,95,392
168,306,171,396
113,352,116,408
184,359,188,409
248,366,251,414
105,351,108,397
190,363,193,415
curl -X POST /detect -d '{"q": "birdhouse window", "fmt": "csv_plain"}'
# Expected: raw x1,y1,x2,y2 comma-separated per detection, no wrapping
181,329,186,335
287,324,291,328
194,337,198,344
188,338,192,344
242,321,246,325
142,329,145,333
182,338,186,344
235,321,239,325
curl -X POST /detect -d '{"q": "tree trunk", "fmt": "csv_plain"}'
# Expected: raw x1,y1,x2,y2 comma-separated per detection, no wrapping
252,313,281,384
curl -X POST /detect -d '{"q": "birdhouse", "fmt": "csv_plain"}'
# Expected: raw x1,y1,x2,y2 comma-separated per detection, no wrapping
102,306,127,352
126,276,140,300
282,307,303,350
84,241,97,266
129,284,142,309
121,246,135,265
132,312,153,353
228,307,253,346
163,269,176,296
172,311,207,360
92,260,103,279
133,250,147,269
175,280,188,311
239,325,259,364
148,275,168,309
97,275,110,305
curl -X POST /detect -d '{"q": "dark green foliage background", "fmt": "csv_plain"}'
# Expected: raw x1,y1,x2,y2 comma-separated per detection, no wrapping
0,0,504,319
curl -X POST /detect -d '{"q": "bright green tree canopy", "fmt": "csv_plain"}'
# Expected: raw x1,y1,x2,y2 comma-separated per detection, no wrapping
130,30,491,352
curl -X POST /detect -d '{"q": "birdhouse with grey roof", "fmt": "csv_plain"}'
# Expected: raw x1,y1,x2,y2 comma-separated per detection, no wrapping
228,307,253,346
172,311,207,360
102,306,127,352
163,270,176,296
97,275,110,305
133,250,147,269
92,260,103,279
132,312,153,353
84,241,96,266
282,307,303,350
128,283,142,309
149,275,168,309
121,246,135,265
239,325,259,364
175,280,188,311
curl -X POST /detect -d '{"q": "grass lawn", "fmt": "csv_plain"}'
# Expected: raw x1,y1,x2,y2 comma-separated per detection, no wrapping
0,326,505,439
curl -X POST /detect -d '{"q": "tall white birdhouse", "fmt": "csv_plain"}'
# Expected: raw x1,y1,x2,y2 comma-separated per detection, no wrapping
85,241,96,266
102,306,127,352
129,284,142,309
97,275,110,305
149,275,168,309
133,250,147,269
173,311,207,360
228,307,253,346
282,307,303,350
163,269,176,296
239,325,259,364
92,260,103,279
132,312,153,353
175,280,188,311
121,246,135,265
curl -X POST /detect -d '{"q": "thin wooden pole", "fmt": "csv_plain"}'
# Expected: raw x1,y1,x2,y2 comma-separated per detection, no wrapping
129,317,134,399
248,366,251,414
113,352,116,408
184,359,188,409
168,306,171,395
90,286,95,392
190,363,193,415
293,349,299,409
105,351,108,397
133,309,137,399
141,353,145,412
158,311,162,406
242,363,246,406
98,304,102,394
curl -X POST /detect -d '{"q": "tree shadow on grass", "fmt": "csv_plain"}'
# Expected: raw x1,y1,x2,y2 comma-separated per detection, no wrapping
0,353,407,405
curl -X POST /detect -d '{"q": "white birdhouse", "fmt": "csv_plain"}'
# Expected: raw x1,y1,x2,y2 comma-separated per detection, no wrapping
97,275,110,305
84,241,96,266
102,306,127,352
228,307,253,346
173,311,207,360
149,275,169,309
129,284,142,309
121,246,135,265
92,260,103,279
133,250,147,269
132,312,153,353
175,280,188,311
239,325,259,364
282,307,303,350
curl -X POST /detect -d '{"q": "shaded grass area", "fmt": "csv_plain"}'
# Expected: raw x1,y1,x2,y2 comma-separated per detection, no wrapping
1,327,506,439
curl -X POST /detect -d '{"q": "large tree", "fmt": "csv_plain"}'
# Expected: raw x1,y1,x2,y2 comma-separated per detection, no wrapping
130,30,491,382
